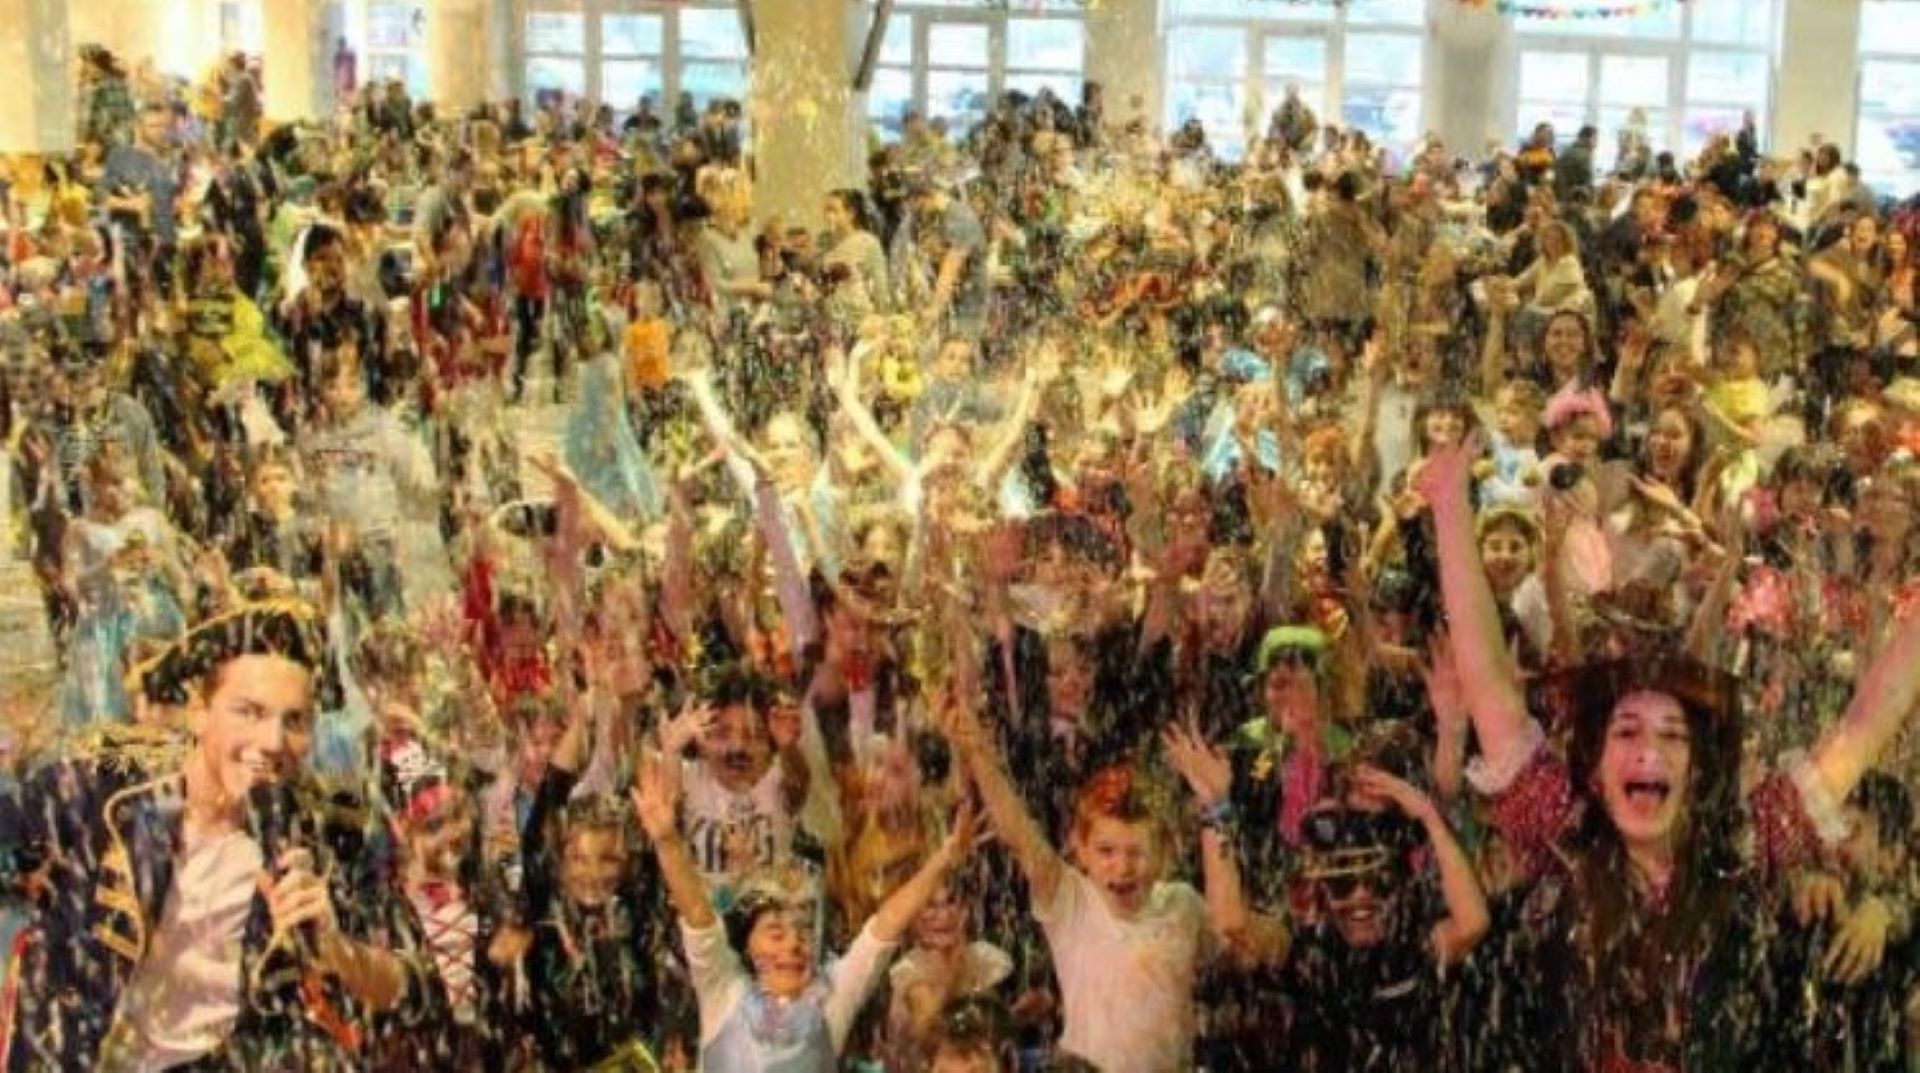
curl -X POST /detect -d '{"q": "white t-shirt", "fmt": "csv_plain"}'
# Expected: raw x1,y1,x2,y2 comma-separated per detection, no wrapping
682,760,794,890
1034,869,1214,1073
101,827,264,1071
682,918,897,1052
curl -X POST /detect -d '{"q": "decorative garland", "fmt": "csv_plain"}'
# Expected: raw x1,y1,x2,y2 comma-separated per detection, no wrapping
978,0,1696,16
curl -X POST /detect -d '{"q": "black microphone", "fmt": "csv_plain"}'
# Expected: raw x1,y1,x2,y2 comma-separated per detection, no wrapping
246,781,319,958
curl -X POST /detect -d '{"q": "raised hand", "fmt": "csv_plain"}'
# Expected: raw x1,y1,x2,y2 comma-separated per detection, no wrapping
661,701,718,756
1824,895,1893,985
1161,717,1232,810
1409,430,1482,511
1350,764,1439,823
630,749,682,843
935,689,992,764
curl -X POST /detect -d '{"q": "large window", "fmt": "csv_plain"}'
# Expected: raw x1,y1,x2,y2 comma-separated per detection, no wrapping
866,1,1086,141
1513,0,1778,170
365,2,429,99
1163,0,1423,161
1858,0,1920,196
523,1,748,115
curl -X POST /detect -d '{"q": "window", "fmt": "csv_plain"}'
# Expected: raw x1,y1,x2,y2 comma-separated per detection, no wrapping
1512,0,1777,171
867,2,1086,141
1163,0,1421,161
1858,0,1920,195
521,2,749,118
525,6,588,104
366,2,429,98
219,1,264,56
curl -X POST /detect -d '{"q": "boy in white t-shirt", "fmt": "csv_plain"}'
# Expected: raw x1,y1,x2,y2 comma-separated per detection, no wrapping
937,697,1273,1073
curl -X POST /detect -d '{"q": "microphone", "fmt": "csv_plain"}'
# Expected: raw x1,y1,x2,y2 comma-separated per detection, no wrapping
246,781,319,957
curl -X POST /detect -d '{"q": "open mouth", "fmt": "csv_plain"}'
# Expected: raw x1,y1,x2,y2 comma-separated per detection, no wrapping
1622,778,1672,811
1105,880,1143,903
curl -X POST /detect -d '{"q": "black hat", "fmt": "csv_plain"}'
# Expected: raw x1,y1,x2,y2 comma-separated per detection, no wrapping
134,599,342,710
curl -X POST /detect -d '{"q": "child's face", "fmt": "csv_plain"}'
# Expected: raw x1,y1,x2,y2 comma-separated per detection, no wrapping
1496,393,1536,443
403,791,474,880
1779,476,1823,520
1264,660,1322,737
1422,408,1466,452
1071,815,1159,917
1045,645,1094,716
560,825,627,908
1480,525,1535,593
910,883,969,951
321,364,367,420
252,463,297,515
1718,337,1759,378
1551,414,1602,464
746,908,816,998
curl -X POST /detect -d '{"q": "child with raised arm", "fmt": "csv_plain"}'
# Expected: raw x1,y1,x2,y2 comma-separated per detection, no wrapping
634,744,975,1072
937,694,1249,1073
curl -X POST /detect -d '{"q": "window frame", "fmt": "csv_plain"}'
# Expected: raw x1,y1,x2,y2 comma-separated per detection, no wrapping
520,0,749,117
1509,0,1780,168
867,1,1087,141
1161,0,1424,162
1855,0,1920,196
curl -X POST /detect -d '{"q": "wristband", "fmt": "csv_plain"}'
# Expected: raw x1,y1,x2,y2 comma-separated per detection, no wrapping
1198,798,1235,830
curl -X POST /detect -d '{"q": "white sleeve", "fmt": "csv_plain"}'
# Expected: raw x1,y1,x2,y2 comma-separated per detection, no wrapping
823,922,902,1052
754,479,819,648
680,919,750,1046
1033,865,1091,931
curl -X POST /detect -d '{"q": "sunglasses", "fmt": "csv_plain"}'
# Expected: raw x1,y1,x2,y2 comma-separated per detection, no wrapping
1315,864,1397,901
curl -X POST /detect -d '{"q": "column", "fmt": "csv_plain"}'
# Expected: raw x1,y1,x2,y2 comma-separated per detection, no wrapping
262,0,329,121
1776,0,1862,155
751,0,861,228
428,0,491,115
1425,0,1514,155
0,0,72,154
1084,0,1163,136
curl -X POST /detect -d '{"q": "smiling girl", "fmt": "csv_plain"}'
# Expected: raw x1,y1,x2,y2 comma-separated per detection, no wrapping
1418,432,1920,1072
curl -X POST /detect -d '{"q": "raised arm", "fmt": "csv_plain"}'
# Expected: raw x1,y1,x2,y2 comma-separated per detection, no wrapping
1351,765,1489,967
937,691,1064,906
632,748,719,929
1808,604,1920,804
1410,434,1535,769
867,797,977,944
1163,720,1291,967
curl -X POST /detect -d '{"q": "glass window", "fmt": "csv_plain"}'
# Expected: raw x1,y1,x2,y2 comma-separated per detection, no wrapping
1344,32,1420,88
1007,19,1082,71
1687,50,1766,104
1345,0,1423,27
680,8,747,59
1006,71,1080,101
1691,0,1774,47
880,17,913,65
928,23,991,67
526,12,586,54
1167,81,1247,159
369,2,424,49
1860,1,1920,56
602,14,663,56
1168,0,1335,20
1168,26,1246,81
927,68,991,129
526,55,587,97
681,60,746,104
603,59,663,106
1858,59,1920,194
1600,54,1668,109
869,67,916,136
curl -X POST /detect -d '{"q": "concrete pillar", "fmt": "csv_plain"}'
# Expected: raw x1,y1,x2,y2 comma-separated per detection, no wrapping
1776,0,1861,157
1425,0,1514,156
428,0,490,115
1084,0,1163,138
0,0,73,154
751,0,861,229
262,0,330,121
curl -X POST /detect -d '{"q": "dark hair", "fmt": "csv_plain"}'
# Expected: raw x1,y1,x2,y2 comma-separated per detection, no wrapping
302,223,344,265
1559,658,1743,1056
697,661,778,712
827,188,876,234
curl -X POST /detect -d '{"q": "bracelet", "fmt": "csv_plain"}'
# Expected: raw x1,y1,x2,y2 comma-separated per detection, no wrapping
1198,798,1235,829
